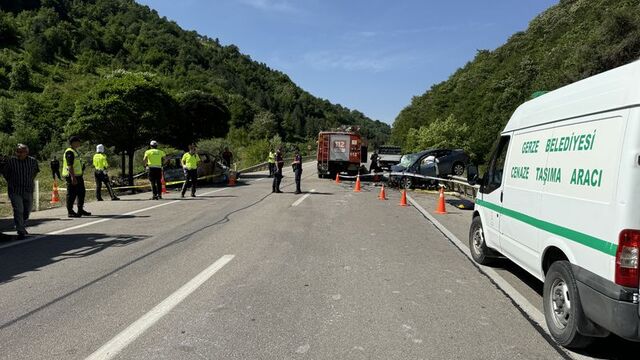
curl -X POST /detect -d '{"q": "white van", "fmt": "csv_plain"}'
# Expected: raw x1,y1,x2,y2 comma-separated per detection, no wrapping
467,60,640,348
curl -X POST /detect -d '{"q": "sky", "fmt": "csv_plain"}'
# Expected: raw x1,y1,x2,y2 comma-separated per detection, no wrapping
137,0,558,125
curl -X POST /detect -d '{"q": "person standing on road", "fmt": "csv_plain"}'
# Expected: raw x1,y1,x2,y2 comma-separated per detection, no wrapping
143,140,166,200
2,144,39,240
222,147,233,168
93,144,120,201
272,148,284,193
267,149,276,178
63,136,91,218
50,156,61,181
370,151,380,173
292,148,302,194
181,144,200,198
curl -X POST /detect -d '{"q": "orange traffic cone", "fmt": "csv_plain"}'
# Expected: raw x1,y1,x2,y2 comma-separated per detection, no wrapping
335,173,340,184
436,186,447,214
228,173,237,186
399,189,408,207
161,172,169,194
378,184,387,200
354,175,362,192
50,180,60,204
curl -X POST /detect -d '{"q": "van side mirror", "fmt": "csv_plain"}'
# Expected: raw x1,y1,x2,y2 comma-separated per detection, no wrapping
467,165,479,185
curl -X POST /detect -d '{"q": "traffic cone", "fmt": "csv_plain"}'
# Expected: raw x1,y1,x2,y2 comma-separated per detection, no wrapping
161,172,169,194
378,184,387,200
354,175,362,192
399,189,408,207
50,180,60,204
335,173,340,184
228,173,237,186
436,186,447,214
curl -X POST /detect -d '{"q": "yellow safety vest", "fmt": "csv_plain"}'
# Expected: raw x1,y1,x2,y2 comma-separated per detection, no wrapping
268,152,275,164
182,152,200,170
144,148,166,168
62,148,83,177
93,153,109,170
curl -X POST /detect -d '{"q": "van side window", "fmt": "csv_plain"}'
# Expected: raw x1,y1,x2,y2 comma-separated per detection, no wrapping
483,136,510,194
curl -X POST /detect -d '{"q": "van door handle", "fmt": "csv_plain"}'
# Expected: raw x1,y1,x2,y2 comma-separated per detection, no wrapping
500,191,503,203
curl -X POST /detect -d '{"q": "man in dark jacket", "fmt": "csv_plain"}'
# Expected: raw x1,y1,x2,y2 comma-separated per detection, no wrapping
2,144,39,240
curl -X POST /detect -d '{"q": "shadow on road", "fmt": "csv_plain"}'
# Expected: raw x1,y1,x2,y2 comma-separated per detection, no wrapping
0,233,149,285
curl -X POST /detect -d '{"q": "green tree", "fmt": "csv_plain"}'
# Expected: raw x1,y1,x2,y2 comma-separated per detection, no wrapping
68,70,177,186
175,90,230,146
8,62,31,90
250,111,278,140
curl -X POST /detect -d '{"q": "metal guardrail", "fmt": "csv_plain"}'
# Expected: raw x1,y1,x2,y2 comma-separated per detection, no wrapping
388,172,479,200
238,154,317,174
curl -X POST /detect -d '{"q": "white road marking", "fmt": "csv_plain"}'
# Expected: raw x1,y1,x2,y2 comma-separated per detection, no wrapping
406,194,589,360
291,189,315,207
0,188,228,250
85,254,235,360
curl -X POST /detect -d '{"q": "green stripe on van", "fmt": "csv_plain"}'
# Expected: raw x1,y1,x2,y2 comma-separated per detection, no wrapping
475,199,617,257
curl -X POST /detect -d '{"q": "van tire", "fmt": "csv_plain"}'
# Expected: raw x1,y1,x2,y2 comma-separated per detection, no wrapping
543,261,594,349
469,216,494,265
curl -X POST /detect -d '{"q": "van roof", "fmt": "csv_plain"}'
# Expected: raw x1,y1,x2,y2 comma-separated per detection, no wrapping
504,60,640,133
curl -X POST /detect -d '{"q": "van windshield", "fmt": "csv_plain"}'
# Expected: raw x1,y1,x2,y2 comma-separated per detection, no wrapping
399,154,419,167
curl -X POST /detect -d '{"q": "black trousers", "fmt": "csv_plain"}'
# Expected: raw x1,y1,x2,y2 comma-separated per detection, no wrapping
52,169,61,180
294,169,302,192
95,171,116,200
149,168,163,197
268,163,275,177
272,168,283,192
66,176,86,213
181,169,198,196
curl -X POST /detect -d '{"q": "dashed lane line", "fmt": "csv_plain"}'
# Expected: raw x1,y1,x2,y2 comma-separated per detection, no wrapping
84,254,235,360
291,189,316,207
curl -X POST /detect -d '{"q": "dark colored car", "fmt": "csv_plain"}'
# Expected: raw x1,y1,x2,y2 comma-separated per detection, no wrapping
390,148,469,189
163,152,230,185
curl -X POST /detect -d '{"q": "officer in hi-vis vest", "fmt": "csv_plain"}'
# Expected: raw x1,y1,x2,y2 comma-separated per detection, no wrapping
93,144,119,201
63,136,91,218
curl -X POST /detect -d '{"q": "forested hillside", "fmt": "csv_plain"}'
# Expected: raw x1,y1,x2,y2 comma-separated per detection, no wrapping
0,0,390,161
392,0,640,162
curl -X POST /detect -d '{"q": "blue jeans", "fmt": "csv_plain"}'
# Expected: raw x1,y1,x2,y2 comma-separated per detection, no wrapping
9,192,33,234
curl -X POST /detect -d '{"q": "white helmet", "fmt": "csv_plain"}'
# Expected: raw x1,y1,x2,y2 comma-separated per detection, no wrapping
150,140,158,147
96,144,105,153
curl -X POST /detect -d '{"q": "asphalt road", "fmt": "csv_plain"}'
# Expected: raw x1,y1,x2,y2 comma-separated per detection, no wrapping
0,163,567,359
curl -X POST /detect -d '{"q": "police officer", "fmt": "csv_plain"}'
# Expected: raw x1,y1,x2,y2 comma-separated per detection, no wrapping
181,144,200,198
292,148,302,194
267,149,276,177
64,136,91,218
93,144,120,201
143,140,166,200
272,148,284,193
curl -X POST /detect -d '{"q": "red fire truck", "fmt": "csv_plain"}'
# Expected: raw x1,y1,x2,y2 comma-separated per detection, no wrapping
316,128,368,178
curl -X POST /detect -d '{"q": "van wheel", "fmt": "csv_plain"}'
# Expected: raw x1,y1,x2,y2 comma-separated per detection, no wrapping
452,162,465,176
469,216,494,265
401,177,413,189
543,261,594,349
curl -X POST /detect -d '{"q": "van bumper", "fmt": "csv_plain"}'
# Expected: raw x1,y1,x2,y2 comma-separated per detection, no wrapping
573,265,640,341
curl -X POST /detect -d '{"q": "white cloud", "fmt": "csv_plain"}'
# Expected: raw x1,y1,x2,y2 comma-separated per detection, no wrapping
303,50,417,73
237,0,298,13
